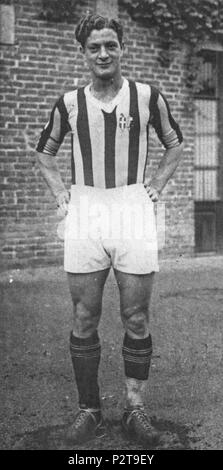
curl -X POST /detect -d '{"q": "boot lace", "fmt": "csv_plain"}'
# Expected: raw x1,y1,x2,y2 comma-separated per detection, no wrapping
74,409,94,428
131,408,154,431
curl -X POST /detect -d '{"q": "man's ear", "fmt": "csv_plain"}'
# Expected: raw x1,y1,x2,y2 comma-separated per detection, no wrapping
80,45,85,55
120,42,125,57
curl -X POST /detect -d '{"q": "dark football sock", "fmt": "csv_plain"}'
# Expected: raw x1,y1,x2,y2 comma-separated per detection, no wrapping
70,330,101,409
122,333,153,380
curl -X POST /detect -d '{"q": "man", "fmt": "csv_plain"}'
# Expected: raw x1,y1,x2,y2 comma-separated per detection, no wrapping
36,13,184,445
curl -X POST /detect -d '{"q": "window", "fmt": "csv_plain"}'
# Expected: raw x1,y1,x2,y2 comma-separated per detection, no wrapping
194,51,219,201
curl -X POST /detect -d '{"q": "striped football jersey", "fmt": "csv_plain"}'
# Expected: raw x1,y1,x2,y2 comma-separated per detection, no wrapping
36,78,183,188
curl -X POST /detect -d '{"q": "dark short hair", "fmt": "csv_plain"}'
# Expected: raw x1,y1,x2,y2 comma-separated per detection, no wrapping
75,13,123,48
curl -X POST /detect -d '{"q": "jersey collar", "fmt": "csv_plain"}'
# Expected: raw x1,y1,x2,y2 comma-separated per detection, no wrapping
84,78,128,112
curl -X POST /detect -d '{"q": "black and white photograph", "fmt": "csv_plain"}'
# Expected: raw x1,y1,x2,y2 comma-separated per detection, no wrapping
1,0,223,461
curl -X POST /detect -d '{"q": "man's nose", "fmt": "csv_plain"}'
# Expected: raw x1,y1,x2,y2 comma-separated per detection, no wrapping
99,46,109,59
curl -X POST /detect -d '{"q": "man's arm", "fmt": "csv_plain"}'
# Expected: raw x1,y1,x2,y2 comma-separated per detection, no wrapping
36,96,71,216
37,152,70,217
145,88,184,202
144,142,184,202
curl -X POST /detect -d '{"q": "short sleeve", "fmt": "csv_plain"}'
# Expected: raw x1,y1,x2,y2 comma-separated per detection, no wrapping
149,86,183,149
36,96,71,156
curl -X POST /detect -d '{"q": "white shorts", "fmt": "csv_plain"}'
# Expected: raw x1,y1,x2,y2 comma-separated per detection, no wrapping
64,184,159,274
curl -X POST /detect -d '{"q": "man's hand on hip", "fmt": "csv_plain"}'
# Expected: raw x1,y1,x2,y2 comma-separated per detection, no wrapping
56,190,70,218
144,184,160,202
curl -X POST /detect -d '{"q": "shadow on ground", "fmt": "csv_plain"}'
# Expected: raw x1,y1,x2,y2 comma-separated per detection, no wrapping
12,416,192,450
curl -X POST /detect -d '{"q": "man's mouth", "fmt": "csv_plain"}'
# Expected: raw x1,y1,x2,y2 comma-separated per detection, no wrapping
97,62,112,67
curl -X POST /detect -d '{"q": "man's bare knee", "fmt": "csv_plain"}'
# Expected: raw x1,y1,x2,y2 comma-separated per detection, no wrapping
122,305,149,338
73,300,101,337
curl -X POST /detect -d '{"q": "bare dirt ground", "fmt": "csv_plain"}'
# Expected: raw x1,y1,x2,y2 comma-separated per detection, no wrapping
1,255,223,450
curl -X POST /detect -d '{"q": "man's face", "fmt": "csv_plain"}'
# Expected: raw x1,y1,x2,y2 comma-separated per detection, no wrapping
83,28,123,80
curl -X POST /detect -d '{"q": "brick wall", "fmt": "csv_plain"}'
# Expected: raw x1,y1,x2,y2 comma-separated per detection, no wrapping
0,0,194,270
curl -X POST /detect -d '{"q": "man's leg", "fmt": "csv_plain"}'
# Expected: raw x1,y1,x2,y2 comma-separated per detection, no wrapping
66,268,110,443
114,269,160,444
115,270,154,406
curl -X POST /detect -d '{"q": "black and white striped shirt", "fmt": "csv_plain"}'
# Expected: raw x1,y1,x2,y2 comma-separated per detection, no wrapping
36,78,183,188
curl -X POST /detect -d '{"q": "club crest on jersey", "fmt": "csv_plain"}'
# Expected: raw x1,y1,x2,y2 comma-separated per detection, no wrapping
119,113,133,131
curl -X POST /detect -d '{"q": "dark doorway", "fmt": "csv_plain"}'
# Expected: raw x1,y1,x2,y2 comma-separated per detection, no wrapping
194,50,223,253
